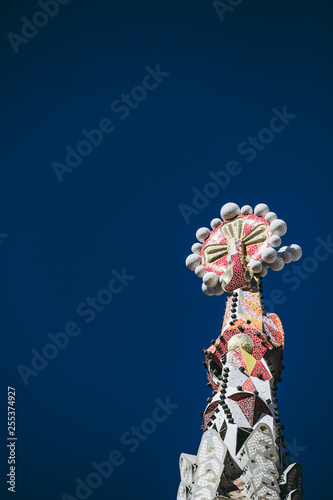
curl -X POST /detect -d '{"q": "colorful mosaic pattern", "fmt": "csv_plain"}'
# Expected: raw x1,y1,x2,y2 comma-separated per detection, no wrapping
201,215,270,275
224,253,247,293
178,203,304,500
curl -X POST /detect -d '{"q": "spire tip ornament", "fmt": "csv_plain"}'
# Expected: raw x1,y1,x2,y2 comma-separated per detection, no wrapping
185,202,301,296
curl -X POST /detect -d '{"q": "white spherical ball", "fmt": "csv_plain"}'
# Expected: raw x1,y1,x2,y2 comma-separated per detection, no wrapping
195,265,207,278
210,218,222,229
262,247,277,263
191,242,202,254
268,235,282,248
254,203,270,217
203,272,219,287
210,283,224,295
228,333,254,354
241,205,253,215
185,254,201,270
258,265,268,277
202,283,213,295
220,202,240,221
278,248,292,263
288,244,302,261
196,227,211,242
265,211,277,223
270,256,285,271
270,219,287,236
249,260,262,273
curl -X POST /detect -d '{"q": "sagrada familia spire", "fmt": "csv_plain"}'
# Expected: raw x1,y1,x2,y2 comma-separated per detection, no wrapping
178,202,304,500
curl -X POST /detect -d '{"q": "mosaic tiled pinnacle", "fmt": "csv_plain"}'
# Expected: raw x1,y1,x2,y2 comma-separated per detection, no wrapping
178,203,304,500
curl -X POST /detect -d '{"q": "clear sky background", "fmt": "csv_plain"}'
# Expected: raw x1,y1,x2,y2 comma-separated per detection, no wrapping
1,1,332,499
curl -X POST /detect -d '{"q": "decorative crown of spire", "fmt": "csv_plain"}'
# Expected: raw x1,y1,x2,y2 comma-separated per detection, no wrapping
186,202,302,295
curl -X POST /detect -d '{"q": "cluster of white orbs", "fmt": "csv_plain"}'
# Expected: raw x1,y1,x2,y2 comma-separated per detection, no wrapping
185,202,302,295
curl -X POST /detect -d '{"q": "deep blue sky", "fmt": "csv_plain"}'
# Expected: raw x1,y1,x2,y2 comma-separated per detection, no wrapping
1,1,332,499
